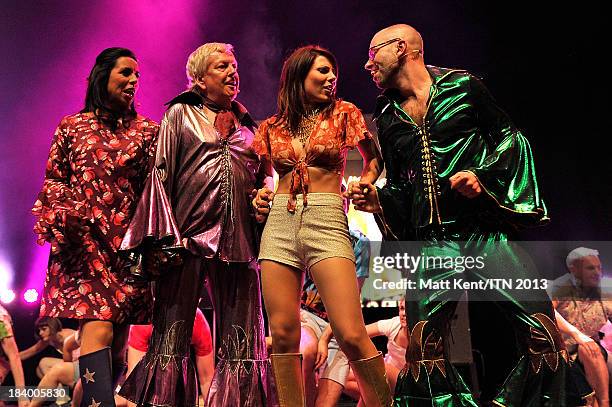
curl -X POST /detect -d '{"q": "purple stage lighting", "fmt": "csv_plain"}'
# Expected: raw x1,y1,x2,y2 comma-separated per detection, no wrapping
23,288,39,304
0,289,16,304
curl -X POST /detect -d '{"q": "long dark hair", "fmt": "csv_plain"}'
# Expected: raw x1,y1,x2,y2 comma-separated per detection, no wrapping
81,47,138,129
275,45,338,131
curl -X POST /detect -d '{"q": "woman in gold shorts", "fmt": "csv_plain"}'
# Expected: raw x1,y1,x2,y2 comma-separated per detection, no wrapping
252,45,392,407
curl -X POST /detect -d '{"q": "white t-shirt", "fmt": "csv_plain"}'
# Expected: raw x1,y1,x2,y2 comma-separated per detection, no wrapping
376,316,406,370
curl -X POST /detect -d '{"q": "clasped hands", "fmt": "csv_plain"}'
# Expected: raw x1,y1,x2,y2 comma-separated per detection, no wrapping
345,171,482,213
249,171,482,221
251,187,275,223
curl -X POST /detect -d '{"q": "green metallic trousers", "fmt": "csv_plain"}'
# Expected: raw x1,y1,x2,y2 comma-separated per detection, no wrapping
395,231,568,407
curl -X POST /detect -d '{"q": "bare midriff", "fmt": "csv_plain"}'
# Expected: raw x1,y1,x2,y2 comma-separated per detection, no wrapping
276,167,343,196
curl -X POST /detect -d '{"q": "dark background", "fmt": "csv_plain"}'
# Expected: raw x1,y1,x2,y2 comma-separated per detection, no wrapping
1,0,608,401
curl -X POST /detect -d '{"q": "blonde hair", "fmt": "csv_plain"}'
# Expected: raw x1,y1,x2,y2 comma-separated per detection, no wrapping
186,42,235,89
566,247,599,269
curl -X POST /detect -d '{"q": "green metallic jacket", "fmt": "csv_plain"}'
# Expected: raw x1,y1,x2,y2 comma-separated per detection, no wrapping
374,66,548,240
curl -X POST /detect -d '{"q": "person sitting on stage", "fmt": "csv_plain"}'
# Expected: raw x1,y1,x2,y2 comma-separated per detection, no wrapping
551,247,611,407
19,317,75,379
29,330,80,407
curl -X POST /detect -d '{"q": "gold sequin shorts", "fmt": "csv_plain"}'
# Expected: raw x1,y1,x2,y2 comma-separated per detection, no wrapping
259,193,355,271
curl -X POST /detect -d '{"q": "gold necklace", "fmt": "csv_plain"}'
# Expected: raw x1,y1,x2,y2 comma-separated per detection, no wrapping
295,108,320,145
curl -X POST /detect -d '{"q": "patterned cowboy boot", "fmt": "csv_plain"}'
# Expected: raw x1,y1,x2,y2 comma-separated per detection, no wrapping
270,353,306,407
350,351,393,407
78,347,115,407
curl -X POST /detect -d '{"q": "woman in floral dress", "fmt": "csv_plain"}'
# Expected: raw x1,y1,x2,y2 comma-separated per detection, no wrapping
32,47,158,407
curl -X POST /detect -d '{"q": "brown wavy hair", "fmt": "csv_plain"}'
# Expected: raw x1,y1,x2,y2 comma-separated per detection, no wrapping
274,45,338,131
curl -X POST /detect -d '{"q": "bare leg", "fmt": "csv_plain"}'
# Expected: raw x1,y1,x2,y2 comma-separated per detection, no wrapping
311,257,393,406
309,258,376,360
343,370,360,400
29,362,75,407
0,361,8,385
71,379,82,407
114,394,128,407
385,363,401,395
80,320,114,354
300,326,319,407
578,345,610,407
261,260,303,353
37,357,62,379
261,260,306,406
315,378,344,407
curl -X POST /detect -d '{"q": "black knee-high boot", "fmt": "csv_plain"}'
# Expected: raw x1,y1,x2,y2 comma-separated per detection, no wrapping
78,347,116,407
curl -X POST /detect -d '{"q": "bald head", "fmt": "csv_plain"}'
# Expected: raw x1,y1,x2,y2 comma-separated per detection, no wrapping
365,24,429,91
371,24,423,53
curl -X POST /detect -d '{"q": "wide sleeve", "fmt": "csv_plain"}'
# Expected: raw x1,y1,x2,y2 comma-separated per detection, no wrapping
120,108,183,259
130,120,160,201
374,180,415,241
343,102,372,149
252,119,271,158
143,120,160,172
371,97,414,241
31,118,91,246
466,75,549,229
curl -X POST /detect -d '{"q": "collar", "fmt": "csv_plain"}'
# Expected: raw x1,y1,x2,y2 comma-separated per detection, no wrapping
373,65,466,120
165,91,256,128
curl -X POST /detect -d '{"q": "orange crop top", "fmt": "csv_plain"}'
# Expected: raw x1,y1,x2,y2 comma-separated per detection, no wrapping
252,100,371,212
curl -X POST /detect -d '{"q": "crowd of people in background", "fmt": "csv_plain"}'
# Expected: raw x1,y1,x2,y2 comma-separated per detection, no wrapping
3,244,612,407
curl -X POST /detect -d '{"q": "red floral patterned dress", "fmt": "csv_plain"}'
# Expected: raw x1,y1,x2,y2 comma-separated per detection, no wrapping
32,113,158,324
